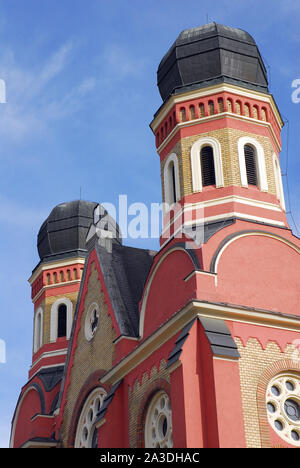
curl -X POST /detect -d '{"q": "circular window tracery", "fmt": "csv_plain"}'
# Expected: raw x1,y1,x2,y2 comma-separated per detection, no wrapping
85,303,100,342
145,391,173,448
266,374,300,446
75,387,106,448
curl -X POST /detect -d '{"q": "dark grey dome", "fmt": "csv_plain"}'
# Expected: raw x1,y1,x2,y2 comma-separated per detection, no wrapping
37,200,121,262
157,22,268,102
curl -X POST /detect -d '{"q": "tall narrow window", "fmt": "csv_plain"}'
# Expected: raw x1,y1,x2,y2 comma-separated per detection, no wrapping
57,304,67,338
201,146,216,186
168,161,177,204
244,145,258,186
36,313,42,350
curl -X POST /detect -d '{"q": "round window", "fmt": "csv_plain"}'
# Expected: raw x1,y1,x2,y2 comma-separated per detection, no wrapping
85,303,100,341
144,391,173,448
75,387,106,448
266,374,300,446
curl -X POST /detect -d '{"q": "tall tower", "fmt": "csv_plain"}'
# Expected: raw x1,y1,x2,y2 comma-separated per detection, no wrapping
150,23,286,247
11,200,97,448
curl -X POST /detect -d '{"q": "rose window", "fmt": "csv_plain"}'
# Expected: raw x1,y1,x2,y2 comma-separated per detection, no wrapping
266,374,300,446
75,387,106,448
145,391,173,448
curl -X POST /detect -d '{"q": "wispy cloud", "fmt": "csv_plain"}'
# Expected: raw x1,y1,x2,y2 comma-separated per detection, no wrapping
0,41,96,142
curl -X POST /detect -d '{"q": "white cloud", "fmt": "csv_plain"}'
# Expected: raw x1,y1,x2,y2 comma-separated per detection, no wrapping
0,41,96,142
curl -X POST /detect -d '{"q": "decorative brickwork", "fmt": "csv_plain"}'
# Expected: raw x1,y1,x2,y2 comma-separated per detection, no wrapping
60,263,116,446
236,337,300,448
39,292,78,346
128,360,170,448
161,128,277,202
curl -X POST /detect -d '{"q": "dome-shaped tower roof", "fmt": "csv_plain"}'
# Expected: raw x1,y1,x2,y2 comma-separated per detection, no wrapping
37,200,121,262
157,22,268,102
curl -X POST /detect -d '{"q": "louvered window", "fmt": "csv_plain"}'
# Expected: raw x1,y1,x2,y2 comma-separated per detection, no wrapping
244,145,258,186
57,304,67,338
201,146,216,186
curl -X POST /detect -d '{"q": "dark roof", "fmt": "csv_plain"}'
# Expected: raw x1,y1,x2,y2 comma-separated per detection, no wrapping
94,241,156,337
37,200,120,264
157,22,268,103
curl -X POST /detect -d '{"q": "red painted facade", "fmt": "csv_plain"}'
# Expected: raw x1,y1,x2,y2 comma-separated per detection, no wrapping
10,25,300,449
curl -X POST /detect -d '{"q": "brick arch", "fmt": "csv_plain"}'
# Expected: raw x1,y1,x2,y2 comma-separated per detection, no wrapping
66,369,109,448
256,359,300,448
136,378,170,448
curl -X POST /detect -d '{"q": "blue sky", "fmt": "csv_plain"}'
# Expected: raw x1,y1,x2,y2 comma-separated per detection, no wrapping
0,0,299,448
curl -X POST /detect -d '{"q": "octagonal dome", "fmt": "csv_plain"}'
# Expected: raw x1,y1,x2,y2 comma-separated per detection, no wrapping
37,200,121,262
157,22,268,103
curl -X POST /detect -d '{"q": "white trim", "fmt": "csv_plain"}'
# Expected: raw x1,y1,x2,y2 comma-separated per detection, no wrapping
160,212,286,250
191,136,224,192
101,300,300,386
50,298,73,342
30,352,68,373
273,153,286,211
161,196,283,237
33,307,43,353
10,385,41,448
29,258,85,285
163,153,181,206
156,112,282,155
238,136,268,191
213,231,300,274
150,83,283,133
139,247,193,338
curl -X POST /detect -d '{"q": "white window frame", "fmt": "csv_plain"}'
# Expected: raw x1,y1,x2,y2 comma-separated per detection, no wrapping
50,298,73,342
191,136,224,192
163,153,181,206
34,307,43,353
273,153,286,211
238,136,268,191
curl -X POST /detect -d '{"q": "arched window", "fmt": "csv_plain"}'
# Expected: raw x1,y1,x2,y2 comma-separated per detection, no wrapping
168,162,176,204
34,307,43,353
238,137,268,191
191,137,224,192
75,387,107,448
236,100,241,115
163,153,180,207
57,304,67,338
201,146,216,186
144,391,173,448
244,145,258,186
50,298,73,342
